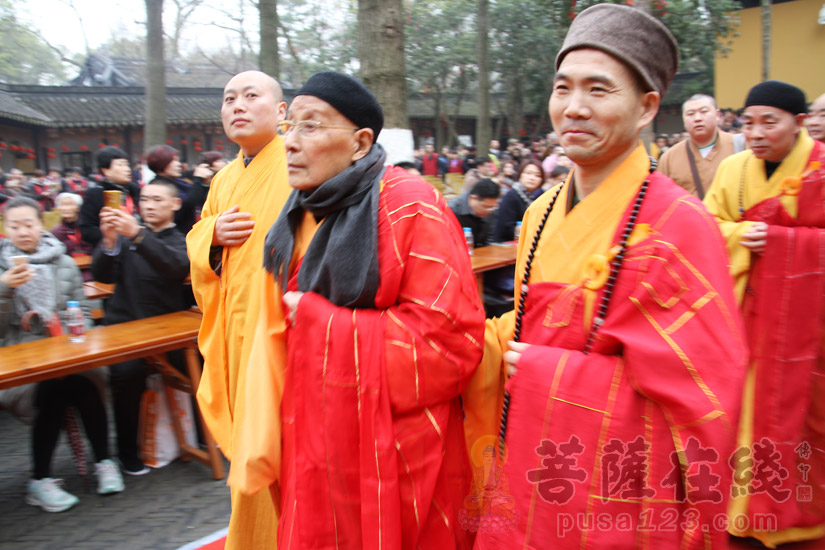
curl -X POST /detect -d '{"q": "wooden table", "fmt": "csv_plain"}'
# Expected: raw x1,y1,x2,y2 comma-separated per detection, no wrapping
471,243,518,296
73,254,92,270
83,281,115,300
0,310,224,479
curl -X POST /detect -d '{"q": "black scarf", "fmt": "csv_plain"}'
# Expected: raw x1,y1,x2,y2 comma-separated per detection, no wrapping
263,144,386,308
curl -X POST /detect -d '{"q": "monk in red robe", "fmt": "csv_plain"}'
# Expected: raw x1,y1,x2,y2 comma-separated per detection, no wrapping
465,6,747,548
704,80,825,548
234,72,485,549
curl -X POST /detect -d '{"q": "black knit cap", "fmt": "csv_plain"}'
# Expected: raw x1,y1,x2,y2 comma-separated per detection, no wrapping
745,80,807,115
295,71,383,143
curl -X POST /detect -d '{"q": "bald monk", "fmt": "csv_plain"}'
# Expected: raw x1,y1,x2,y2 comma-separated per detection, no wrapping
186,70,289,550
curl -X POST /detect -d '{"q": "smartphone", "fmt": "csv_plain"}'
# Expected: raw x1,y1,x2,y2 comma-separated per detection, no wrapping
103,190,122,209
10,255,28,267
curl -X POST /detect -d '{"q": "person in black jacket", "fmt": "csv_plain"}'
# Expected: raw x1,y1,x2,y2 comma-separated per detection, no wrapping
79,147,141,248
92,178,190,475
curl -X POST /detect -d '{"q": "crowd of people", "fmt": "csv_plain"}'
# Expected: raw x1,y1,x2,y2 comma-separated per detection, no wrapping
0,3,823,549
0,147,225,510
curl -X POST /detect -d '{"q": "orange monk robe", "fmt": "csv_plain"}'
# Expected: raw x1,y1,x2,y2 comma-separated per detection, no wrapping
186,136,291,550
467,144,747,548
704,130,825,547
236,166,486,549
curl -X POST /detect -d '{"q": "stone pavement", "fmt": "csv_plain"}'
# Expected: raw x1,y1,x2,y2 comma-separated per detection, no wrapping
0,410,231,550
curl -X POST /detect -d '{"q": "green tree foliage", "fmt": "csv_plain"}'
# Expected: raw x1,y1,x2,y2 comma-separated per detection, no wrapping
406,0,739,145
0,1,66,84
277,0,357,88
405,0,476,147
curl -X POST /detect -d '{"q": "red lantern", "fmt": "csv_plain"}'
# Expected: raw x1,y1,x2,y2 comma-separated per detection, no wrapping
99,143,106,148
46,147,55,153
216,140,222,145
80,145,88,151
166,140,173,145
61,145,69,151
181,139,188,145
0,141,6,148
28,154,35,159
47,153,56,159
216,144,224,150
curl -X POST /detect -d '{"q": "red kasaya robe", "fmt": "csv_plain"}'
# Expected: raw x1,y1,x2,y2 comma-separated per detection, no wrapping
736,140,825,542
473,145,747,549
248,166,486,549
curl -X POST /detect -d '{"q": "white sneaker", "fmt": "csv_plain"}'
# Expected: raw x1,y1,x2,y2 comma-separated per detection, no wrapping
95,459,125,495
26,478,79,512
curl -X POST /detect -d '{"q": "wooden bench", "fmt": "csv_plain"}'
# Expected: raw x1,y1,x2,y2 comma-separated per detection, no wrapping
0,310,224,480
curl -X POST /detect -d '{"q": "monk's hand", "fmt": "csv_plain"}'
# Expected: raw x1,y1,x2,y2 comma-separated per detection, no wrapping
741,221,768,255
214,205,255,247
1,263,34,288
283,291,304,326
504,341,531,378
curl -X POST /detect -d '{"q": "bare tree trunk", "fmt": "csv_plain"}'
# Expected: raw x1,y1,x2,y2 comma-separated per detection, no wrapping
259,0,280,78
761,0,771,81
357,0,409,129
145,0,166,151
475,0,490,160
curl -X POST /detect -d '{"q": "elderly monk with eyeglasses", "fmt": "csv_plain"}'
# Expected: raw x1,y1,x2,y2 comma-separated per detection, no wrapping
186,70,289,550
232,71,485,549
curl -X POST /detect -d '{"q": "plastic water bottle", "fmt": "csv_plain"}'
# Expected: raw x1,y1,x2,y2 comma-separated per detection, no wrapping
66,300,85,343
463,227,474,254
514,221,522,242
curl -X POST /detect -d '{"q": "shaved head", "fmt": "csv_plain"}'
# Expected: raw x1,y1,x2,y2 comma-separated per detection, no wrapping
224,70,284,103
221,70,287,156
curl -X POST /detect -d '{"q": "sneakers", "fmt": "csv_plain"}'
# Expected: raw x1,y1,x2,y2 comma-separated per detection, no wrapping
119,456,150,476
95,459,125,495
26,478,79,512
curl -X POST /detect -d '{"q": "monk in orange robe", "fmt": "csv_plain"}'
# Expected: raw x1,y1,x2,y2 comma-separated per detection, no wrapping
186,70,289,550
233,72,485,549
466,6,747,548
704,80,825,548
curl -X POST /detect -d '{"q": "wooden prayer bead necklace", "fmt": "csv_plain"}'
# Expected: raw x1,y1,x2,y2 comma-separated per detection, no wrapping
498,160,655,455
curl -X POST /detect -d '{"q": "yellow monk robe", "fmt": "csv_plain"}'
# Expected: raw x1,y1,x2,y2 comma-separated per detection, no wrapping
704,130,812,301
186,136,291,550
704,129,825,548
464,143,659,449
466,144,745,548
229,209,319,498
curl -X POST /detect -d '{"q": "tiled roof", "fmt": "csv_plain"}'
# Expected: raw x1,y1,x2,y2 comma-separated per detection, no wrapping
0,89,52,126
0,85,223,128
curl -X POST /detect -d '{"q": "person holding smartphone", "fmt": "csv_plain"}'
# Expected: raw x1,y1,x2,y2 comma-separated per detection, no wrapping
0,197,124,512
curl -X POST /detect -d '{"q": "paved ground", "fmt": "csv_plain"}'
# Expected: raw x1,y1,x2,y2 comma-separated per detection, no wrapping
0,410,231,550
3,407,825,550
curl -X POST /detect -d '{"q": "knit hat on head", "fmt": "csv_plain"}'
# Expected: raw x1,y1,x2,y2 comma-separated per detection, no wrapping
555,4,679,95
744,80,807,115
295,71,383,143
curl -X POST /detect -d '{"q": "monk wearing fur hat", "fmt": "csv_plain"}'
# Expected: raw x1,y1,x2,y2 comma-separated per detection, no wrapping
467,5,746,548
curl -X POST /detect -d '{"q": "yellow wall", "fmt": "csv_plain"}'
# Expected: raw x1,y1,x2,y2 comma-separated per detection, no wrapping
715,0,825,109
